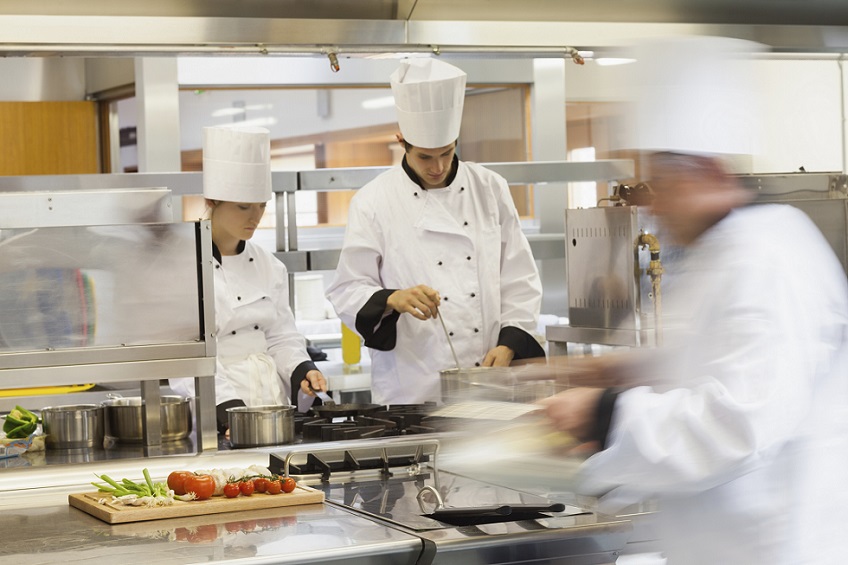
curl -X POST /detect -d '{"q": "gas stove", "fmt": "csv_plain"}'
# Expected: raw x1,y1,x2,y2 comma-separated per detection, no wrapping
295,403,444,443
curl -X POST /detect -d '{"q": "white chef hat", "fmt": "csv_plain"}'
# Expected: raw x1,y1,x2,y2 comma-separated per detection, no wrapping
624,36,765,162
390,58,467,149
202,126,272,203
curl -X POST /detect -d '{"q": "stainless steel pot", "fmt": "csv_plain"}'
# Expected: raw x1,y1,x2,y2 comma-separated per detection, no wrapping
227,405,295,448
102,395,192,443
440,365,557,403
41,404,104,449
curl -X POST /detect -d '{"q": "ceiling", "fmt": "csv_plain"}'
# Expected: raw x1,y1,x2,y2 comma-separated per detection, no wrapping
1,0,847,55
1,0,847,26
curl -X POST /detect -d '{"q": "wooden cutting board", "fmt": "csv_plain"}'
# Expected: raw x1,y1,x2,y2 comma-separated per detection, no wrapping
69,484,324,524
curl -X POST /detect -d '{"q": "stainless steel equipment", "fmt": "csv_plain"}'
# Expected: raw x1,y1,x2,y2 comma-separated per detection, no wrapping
440,365,560,404
102,395,192,443
269,437,630,564
41,404,105,449
547,205,661,354
0,188,218,452
227,405,296,448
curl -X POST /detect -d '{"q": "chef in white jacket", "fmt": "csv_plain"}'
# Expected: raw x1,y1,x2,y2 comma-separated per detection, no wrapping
541,37,848,564
326,58,544,405
170,126,327,433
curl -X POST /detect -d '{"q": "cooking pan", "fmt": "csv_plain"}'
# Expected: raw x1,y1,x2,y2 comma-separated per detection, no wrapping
426,503,566,527
310,403,383,418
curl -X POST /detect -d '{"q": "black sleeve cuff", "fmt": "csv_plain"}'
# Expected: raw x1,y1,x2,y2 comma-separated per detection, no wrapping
497,326,546,360
216,398,246,435
356,288,401,351
290,359,319,405
592,387,622,449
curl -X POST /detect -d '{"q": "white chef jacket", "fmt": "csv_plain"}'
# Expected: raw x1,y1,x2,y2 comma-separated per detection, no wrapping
171,240,314,409
579,205,848,565
325,158,544,405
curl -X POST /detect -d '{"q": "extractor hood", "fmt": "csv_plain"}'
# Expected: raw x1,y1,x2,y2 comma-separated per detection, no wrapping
1,0,848,56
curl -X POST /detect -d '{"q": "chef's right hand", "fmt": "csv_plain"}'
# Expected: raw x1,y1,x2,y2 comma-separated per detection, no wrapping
386,285,440,320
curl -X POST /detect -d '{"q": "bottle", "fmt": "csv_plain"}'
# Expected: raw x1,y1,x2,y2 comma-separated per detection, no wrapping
341,322,362,374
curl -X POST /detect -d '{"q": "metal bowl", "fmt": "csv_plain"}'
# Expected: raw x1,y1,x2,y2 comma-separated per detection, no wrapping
227,405,295,448
41,404,105,449
102,395,192,443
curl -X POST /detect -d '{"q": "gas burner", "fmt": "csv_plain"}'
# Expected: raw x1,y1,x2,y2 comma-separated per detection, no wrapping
269,436,439,481
294,403,441,443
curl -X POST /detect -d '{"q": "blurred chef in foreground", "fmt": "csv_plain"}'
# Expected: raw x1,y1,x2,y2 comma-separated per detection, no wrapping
326,58,544,405
541,36,848,564
170,126,326,434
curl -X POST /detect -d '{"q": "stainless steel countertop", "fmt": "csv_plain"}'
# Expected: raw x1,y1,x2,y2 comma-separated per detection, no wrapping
0,436,635,565
0,448,424,565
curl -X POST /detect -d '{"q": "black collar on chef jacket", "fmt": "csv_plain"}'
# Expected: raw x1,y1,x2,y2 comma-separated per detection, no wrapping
211,240,246,265
402,154,459,192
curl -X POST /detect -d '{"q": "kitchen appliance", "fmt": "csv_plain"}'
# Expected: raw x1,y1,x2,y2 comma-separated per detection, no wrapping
102,395,192,443
547,205,662,354
267,436,630,564
41,404,105,449
293,404,438,445
227,405,295,448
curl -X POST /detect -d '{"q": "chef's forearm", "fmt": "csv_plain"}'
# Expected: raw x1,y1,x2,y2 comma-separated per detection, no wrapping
355,288,401,351
497,325,545,360
290,360,319,404
591,388,621,449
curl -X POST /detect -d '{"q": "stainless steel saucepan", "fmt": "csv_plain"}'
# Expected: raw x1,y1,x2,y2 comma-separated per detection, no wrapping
227,405,295,448
102,395,192,443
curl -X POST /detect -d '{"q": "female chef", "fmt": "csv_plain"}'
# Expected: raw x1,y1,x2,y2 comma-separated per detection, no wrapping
326,59,544,405
171,126,327,434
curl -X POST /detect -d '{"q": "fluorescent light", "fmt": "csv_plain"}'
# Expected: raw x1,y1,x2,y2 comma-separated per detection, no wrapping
596,58,636,66
361,96,396,110
211,107,244,117
364,52,432,60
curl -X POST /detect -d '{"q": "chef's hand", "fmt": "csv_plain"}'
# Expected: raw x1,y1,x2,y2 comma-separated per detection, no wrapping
386,285,440,320
482,345,514,367
538,387,605,442
301,370,327,395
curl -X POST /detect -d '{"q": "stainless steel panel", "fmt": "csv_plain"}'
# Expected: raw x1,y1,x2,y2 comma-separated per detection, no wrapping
274,250,309,272
309,248,344,271
0,223,201,352
546,324,656,348
0,342,209,371
485,160,634,184
0,171,297,196
0,357,216,389
0,15,406,50
2,12,848,55
778,199,848,275
299,167,389,191
0,188,172,228
564,207,656,332
3,0,848,27
297,161,633,192
741,172,848,200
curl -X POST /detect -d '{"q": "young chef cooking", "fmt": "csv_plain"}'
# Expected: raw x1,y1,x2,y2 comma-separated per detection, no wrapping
540,37,848,564
170,126,327,434
326,58,545,405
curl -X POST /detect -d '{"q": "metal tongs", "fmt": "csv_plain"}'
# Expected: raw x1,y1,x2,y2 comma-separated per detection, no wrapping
437,309,461,369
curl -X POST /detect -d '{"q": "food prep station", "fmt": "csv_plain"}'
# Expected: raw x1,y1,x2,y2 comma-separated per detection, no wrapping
0,181,635,565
